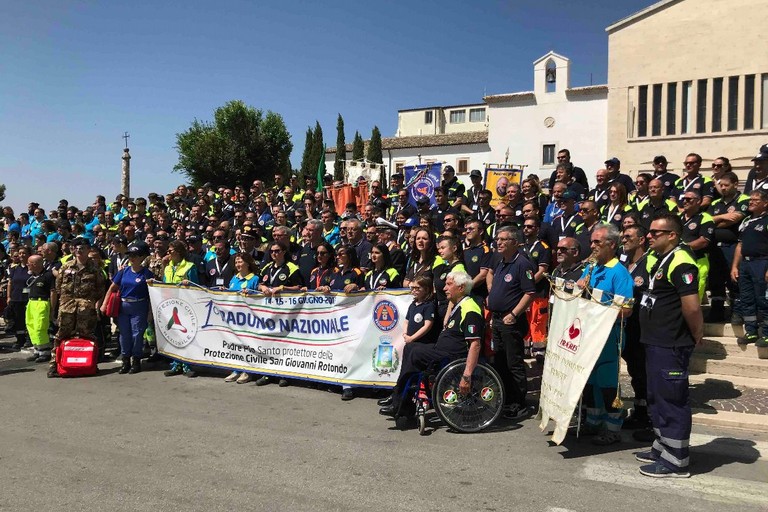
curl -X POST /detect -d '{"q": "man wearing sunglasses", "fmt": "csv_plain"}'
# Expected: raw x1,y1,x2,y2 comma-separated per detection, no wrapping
678,191,713,300
550,237,584,296
639,179,677,231
651,156,679,198
672,153,715,209
637,213,702,478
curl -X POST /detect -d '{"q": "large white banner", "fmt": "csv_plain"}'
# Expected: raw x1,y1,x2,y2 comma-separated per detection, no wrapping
148,283,411,387
536,291,621,445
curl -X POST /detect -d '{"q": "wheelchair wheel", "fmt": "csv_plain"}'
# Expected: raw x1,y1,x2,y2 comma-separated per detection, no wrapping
432,358,504,433
417,412,427,435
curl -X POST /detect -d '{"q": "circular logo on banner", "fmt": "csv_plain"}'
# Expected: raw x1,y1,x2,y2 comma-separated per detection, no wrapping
373,300,398,332
412,179,435,204
156,298,198,348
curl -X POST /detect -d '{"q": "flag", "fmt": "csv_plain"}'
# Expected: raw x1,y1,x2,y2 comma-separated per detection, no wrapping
316,145,326,193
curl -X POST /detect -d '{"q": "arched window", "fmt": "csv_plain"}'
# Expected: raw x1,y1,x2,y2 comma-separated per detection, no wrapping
545,59,557,93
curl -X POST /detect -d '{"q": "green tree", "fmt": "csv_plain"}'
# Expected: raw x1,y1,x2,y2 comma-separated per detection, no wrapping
367,126,384,182
0,183,6,203
174,100,293,188
334,114,346,181
299,127,314,177
352,131,364,161
311,121,324,180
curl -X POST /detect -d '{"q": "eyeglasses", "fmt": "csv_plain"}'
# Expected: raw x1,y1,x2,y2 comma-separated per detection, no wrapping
648,229,672,237
683,161,698,167
711,163,723,168
495,237,513,243
316,251,329,256
620,235,633,240
681,197,696,203
589,239,604,246
270,249,283,254
444,218,456,223
522,225,536,230
556,247,575,252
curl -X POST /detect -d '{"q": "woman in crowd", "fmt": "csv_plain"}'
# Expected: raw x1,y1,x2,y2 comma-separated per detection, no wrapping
101,245,154,375
403,228,436,288
363,244,402,290
224,252,261,384
601,183,634,228
521,177,548,217
307,241,336,291
432,236,466,319
319,245,364,293
7,246,31,350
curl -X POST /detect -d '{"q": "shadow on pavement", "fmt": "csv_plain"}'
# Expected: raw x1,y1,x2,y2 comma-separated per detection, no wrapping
691,437,761,474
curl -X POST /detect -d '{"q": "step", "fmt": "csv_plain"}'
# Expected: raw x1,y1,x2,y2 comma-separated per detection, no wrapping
689,370,768,390
690,355,768,379
692,409,768,433
696,337,768,359
703,322,746,337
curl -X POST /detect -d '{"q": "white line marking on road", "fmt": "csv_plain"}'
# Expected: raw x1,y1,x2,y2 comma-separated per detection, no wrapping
580,457,768,506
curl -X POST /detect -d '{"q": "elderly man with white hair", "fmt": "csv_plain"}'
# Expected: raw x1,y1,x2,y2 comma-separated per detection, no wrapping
379,271,483,421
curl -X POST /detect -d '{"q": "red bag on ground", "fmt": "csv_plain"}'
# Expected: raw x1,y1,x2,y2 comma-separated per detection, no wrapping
56,338,98,377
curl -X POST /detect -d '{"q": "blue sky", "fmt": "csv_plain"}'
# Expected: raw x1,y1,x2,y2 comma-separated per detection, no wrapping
0,0,651,214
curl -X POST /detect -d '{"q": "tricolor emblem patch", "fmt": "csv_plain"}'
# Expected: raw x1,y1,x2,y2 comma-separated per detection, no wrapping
682,272,694,285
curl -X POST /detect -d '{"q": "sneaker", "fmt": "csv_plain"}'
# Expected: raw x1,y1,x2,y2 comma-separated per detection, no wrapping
639,462,690,479
224,371,240,383
592,431,621,446
164,363,183,377
236,372,252,384
756,337,768,348
737,333,758,346
26,353,40,362
634,450,657,463
255,376,271,386
278,378,289,387
35,354,51,363
183,364,197,378
341,388,354,401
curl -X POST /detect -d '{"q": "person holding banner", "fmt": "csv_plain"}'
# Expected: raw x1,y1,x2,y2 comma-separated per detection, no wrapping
576,223,634,445
363,244,401,291
223,253,262,384
163,240,201,378
636,213,702,478
258,240,304,298
307,242,336,291
379,271,482,422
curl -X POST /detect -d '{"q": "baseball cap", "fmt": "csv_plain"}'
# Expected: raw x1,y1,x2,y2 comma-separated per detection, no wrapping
240,225,256,239
443,165,455,174
127,245,149,257
752,144,768,161
403,218,417,228
112,234,128,245
604,157,621,166
560,190,578,201
416,196,430,205
653,155,667,165
470,169,482,178
71,237,90,248
391,172,404,180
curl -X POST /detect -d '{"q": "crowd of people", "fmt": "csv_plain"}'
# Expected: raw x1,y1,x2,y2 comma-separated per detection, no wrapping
2,143,768,479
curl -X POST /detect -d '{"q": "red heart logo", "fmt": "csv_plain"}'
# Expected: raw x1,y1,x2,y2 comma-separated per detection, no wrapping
568,324,580,339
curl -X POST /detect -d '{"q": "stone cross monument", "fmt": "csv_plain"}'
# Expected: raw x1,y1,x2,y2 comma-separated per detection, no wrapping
121,132,131,198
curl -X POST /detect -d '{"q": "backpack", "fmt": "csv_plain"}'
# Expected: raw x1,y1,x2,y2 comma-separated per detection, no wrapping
56,338,98,377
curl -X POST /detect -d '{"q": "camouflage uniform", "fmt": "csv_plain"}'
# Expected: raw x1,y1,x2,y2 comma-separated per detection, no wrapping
147,255,166,279
55,258,106,342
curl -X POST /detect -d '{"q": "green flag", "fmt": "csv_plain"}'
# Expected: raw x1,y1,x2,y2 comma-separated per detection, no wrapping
316,145,326,193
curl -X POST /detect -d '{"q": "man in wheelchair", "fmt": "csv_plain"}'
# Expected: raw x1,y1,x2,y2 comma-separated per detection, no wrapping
379,271,483,420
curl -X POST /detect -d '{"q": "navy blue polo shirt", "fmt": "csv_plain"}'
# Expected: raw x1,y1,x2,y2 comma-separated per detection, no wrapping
487,251,536,313
739,214,768,257
464,243,492,297
405,300,437,343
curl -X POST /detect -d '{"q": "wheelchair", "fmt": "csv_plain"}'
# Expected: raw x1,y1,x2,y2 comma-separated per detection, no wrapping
399,358,505,435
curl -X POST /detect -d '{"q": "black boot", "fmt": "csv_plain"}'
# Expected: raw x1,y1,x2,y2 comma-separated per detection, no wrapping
118,357,131,374
128,357,141,374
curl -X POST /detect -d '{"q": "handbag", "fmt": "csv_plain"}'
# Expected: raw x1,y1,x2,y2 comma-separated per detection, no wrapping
104,290,121,318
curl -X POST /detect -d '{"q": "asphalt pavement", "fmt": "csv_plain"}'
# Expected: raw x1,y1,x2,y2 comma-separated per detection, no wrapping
1,349,767,512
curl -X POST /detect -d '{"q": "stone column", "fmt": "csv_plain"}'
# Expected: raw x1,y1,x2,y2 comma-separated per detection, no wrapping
121,148,131,198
